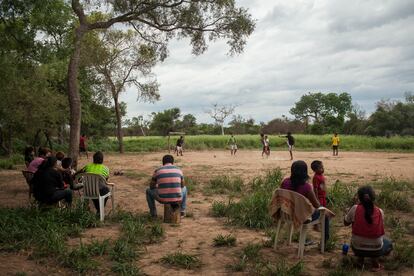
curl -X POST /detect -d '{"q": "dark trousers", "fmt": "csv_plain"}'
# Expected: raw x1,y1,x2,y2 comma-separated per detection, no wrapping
92,186,110,213
46,189,73,205
352,238,393,257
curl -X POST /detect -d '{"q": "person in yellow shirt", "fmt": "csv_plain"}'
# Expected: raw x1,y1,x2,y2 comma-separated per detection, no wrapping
332,132,340,156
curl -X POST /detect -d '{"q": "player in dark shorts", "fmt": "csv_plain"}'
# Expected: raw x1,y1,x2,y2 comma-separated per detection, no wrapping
176,136,184,156
280,132,295,160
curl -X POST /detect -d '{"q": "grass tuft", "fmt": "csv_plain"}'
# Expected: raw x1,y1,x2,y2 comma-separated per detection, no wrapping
213,234,236,247
160,252,202,270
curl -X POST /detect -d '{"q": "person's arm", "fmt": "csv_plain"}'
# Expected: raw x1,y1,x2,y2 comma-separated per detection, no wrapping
344,205,356,226
181,175,185,188
305,188,320,208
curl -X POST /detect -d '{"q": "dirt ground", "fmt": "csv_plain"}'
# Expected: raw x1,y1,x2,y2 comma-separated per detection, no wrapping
0,150,413,275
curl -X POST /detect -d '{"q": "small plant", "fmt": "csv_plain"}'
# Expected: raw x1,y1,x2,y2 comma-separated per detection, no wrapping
385,216,408,241
327,181,357,211
204,175,244,195
325,227,339,252
258,260,304,276
211,200,229,217
377,190,411,212
160,252,202,269
185,176,198,194
213,234,236,247
111,262,142,275
385,242,414,270
241,243,262,260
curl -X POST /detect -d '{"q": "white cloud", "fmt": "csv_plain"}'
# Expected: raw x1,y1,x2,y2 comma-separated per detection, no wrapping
120,0,414,124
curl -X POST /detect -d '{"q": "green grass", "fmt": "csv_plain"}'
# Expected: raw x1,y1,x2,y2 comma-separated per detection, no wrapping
213,234,237,247
375,179,412,212
210,168,283,229
204,175,244,195
0,204,163,274
0,154,24,169
327,180,357,212
160,252,202,269
87,134,414,152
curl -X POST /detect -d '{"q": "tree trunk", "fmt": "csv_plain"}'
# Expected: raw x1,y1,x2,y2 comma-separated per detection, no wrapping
67,26,86,168
44,130,53,150
57,124,65,145
140,126,146,136
0,127,11,156
114,96,124,153
221,124,225,135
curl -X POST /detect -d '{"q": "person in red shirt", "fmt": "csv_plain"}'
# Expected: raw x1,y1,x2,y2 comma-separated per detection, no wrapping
311,160,327,207
79,134,89,158
344,186,393,272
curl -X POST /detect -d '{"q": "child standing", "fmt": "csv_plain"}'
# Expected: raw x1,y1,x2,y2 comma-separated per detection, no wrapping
311,160,327,207
227,133,238,156
280,132,295,160
264,135,270,158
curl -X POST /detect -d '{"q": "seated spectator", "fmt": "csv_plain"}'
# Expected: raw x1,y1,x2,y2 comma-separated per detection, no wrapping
24,146,35,167
32,157,72,206
27,147,51,173
146,154,187,218
344,186,392,272
280,160,329,242
61,157,83,190
55,151,65,168
77,151,110,214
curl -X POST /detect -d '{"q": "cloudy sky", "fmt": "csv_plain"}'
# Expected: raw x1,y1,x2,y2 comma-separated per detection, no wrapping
120,0,414,124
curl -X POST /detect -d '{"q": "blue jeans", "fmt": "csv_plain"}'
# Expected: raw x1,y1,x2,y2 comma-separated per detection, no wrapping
311,210,330,242
352,238,393,257
146,186,187,217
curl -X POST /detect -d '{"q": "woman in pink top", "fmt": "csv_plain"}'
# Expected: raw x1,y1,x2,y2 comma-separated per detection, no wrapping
281,160,329,243
27,147,51,173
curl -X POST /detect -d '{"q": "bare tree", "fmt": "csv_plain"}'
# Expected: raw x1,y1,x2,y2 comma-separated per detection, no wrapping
84,29,160,153
66,0,255,167
207,103,236,135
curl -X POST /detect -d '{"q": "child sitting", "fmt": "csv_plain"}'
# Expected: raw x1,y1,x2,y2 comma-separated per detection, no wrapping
61,157,83,190
311,160,327,207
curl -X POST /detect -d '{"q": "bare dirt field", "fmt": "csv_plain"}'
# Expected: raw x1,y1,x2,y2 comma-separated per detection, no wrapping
0,150,413,275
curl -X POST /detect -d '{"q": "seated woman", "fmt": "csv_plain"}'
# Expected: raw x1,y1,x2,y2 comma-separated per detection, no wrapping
344,186,392,272
61,157,83,190
32,156,73,206
280,160,329,242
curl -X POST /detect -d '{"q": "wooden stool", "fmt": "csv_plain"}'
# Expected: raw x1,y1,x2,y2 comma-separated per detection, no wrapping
163,203,181,224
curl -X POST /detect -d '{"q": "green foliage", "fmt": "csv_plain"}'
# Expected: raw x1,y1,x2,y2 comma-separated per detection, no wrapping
204,175,244,195
160,252,202,270
88,135,414,153
184,176,198,194
0,154,23,169
290,92,353,133
111,262,142,275
327,181,357,211
385,216,408,241
211,168,282,229
213,234,236,247
376,179,412,212
385,242,414,270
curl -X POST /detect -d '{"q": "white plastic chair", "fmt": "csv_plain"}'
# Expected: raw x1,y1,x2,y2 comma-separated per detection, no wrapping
271,189,327,258
76,173,115,221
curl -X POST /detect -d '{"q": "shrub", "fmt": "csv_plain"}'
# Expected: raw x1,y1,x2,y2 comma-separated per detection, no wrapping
204,175,244,195
327,181,357,211
213,234,236,247
160,252,202,269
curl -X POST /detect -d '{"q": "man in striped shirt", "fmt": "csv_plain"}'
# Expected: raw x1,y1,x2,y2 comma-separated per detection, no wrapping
146,155,187,218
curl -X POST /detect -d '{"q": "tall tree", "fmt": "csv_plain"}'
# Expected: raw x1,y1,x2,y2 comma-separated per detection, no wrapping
150,108,181,136
84,29,160,153
67,0,255,166
207,103,236,135
290,92,352,133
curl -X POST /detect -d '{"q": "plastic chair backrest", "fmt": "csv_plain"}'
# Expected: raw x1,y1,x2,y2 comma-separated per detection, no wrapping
76,173,106,197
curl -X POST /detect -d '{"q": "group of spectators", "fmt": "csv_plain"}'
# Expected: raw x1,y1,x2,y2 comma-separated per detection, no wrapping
281,160,392,272
25,147,109,214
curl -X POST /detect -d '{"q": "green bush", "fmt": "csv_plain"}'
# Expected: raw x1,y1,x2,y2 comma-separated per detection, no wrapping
327,181,357,211
204,175,244,195
0,154,24,169
211,168,282,229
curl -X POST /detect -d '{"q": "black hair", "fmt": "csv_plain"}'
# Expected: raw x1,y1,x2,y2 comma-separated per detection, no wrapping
260,133,264,137
61,157,73,169
162,154,174,165
24,146,34,156
38,156,57,171
287,132,292,136
38,147,50,157
290,160,309,190
311,160,323,172
55,151,65,161
357,186,376,224
93,151,104,164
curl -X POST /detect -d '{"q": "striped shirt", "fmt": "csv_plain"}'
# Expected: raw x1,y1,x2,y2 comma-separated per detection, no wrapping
153,164,183,203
